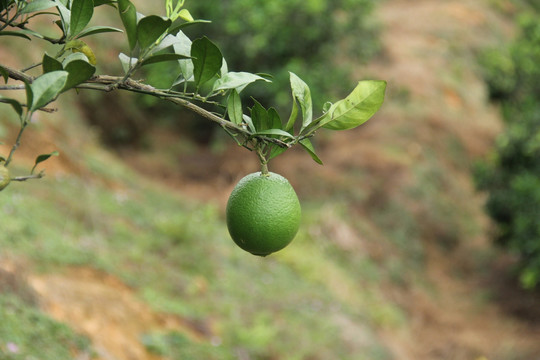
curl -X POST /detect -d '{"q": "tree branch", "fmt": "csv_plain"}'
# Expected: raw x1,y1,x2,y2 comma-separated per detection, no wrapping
0,66,292,148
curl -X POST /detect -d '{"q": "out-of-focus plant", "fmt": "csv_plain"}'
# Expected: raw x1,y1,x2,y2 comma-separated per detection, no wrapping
186,0,379,108
476,9,540,289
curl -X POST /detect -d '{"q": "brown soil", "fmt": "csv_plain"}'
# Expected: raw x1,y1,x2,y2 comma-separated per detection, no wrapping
27,267,205,360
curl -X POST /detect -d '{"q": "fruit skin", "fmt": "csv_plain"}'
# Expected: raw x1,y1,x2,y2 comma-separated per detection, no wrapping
0,166,10,191
226,172,301,256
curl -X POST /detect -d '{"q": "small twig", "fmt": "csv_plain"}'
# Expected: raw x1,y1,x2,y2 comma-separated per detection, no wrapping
5,114,29,167
0,84,25,90
0,99,57,112
11,172,45,182
0,17,65,44
20,62,42,72
1,64,33,83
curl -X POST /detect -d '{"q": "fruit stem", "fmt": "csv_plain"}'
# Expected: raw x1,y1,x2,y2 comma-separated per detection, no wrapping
261,162,269,176
255,144,269,176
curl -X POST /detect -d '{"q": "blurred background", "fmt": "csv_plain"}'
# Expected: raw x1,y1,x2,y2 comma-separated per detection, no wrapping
1,0,540,359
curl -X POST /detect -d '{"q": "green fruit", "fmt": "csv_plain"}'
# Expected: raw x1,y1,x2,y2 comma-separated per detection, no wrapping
226,171,301,256
0,166,10,191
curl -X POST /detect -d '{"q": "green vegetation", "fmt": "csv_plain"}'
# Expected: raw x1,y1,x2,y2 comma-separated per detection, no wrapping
185,0,379,108
476,3,540,288
0,294,92,359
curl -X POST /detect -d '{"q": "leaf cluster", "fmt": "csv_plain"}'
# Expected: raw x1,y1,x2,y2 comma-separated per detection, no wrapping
0,0,385,182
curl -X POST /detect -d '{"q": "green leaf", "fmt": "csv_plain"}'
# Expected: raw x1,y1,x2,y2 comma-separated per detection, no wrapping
137,15,171,51
118,53,137,73
285,95,298,132
30,71,68,111
177,8,193,22
167,19,211,35
254,129,294,139
76,25,123,38
213,72,271,93
17,28,46,39
0,96,23,117
70,0,94,38
227,89,242,125
31,151,59,174
20,0,56,14
0,0,10,12
289,72,313,131
299,139,323,165
220,58,228,77
55,1,71,36
268,146,287,160
42,53,63,73
140,53,190,66
250,99,269,131
150,34,178,54
268,107,282,130
62,58,95,91
191,36,222,89
173,31,193,82
54,19,65,36
0,65,8,83
242,114,255,133
117,0,138,50
0,31,31,40
94,0,115,6
319,80,386,130
24,79,33,110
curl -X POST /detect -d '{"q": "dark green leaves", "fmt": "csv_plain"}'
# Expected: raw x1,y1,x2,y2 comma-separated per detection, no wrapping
76,25,123,39
28,71,68,111
117,0,138,50
0,96,23,117
31,151,59,174
62,56,96,91
70,0,94,38
299,139,323,165
0,65,8,83
0,31,31,40
227,90,242,125
319,80,387,130
42,53,63,73
191,36,222,89
140,53,190,66
137,15,171,51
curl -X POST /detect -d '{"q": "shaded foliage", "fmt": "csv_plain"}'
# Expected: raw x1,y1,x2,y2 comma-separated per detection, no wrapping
476,10,540,288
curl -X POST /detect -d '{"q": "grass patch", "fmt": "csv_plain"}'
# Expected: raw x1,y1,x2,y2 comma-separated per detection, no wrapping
0,294,92,360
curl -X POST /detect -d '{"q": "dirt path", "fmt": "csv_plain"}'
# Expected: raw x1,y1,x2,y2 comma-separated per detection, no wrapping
28,268,202,360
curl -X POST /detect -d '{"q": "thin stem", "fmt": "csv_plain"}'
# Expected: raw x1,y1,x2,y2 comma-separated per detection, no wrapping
21,62,42,72
256,144,269,176
5,112,30,167
0,85,25,90
11,172,45,182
